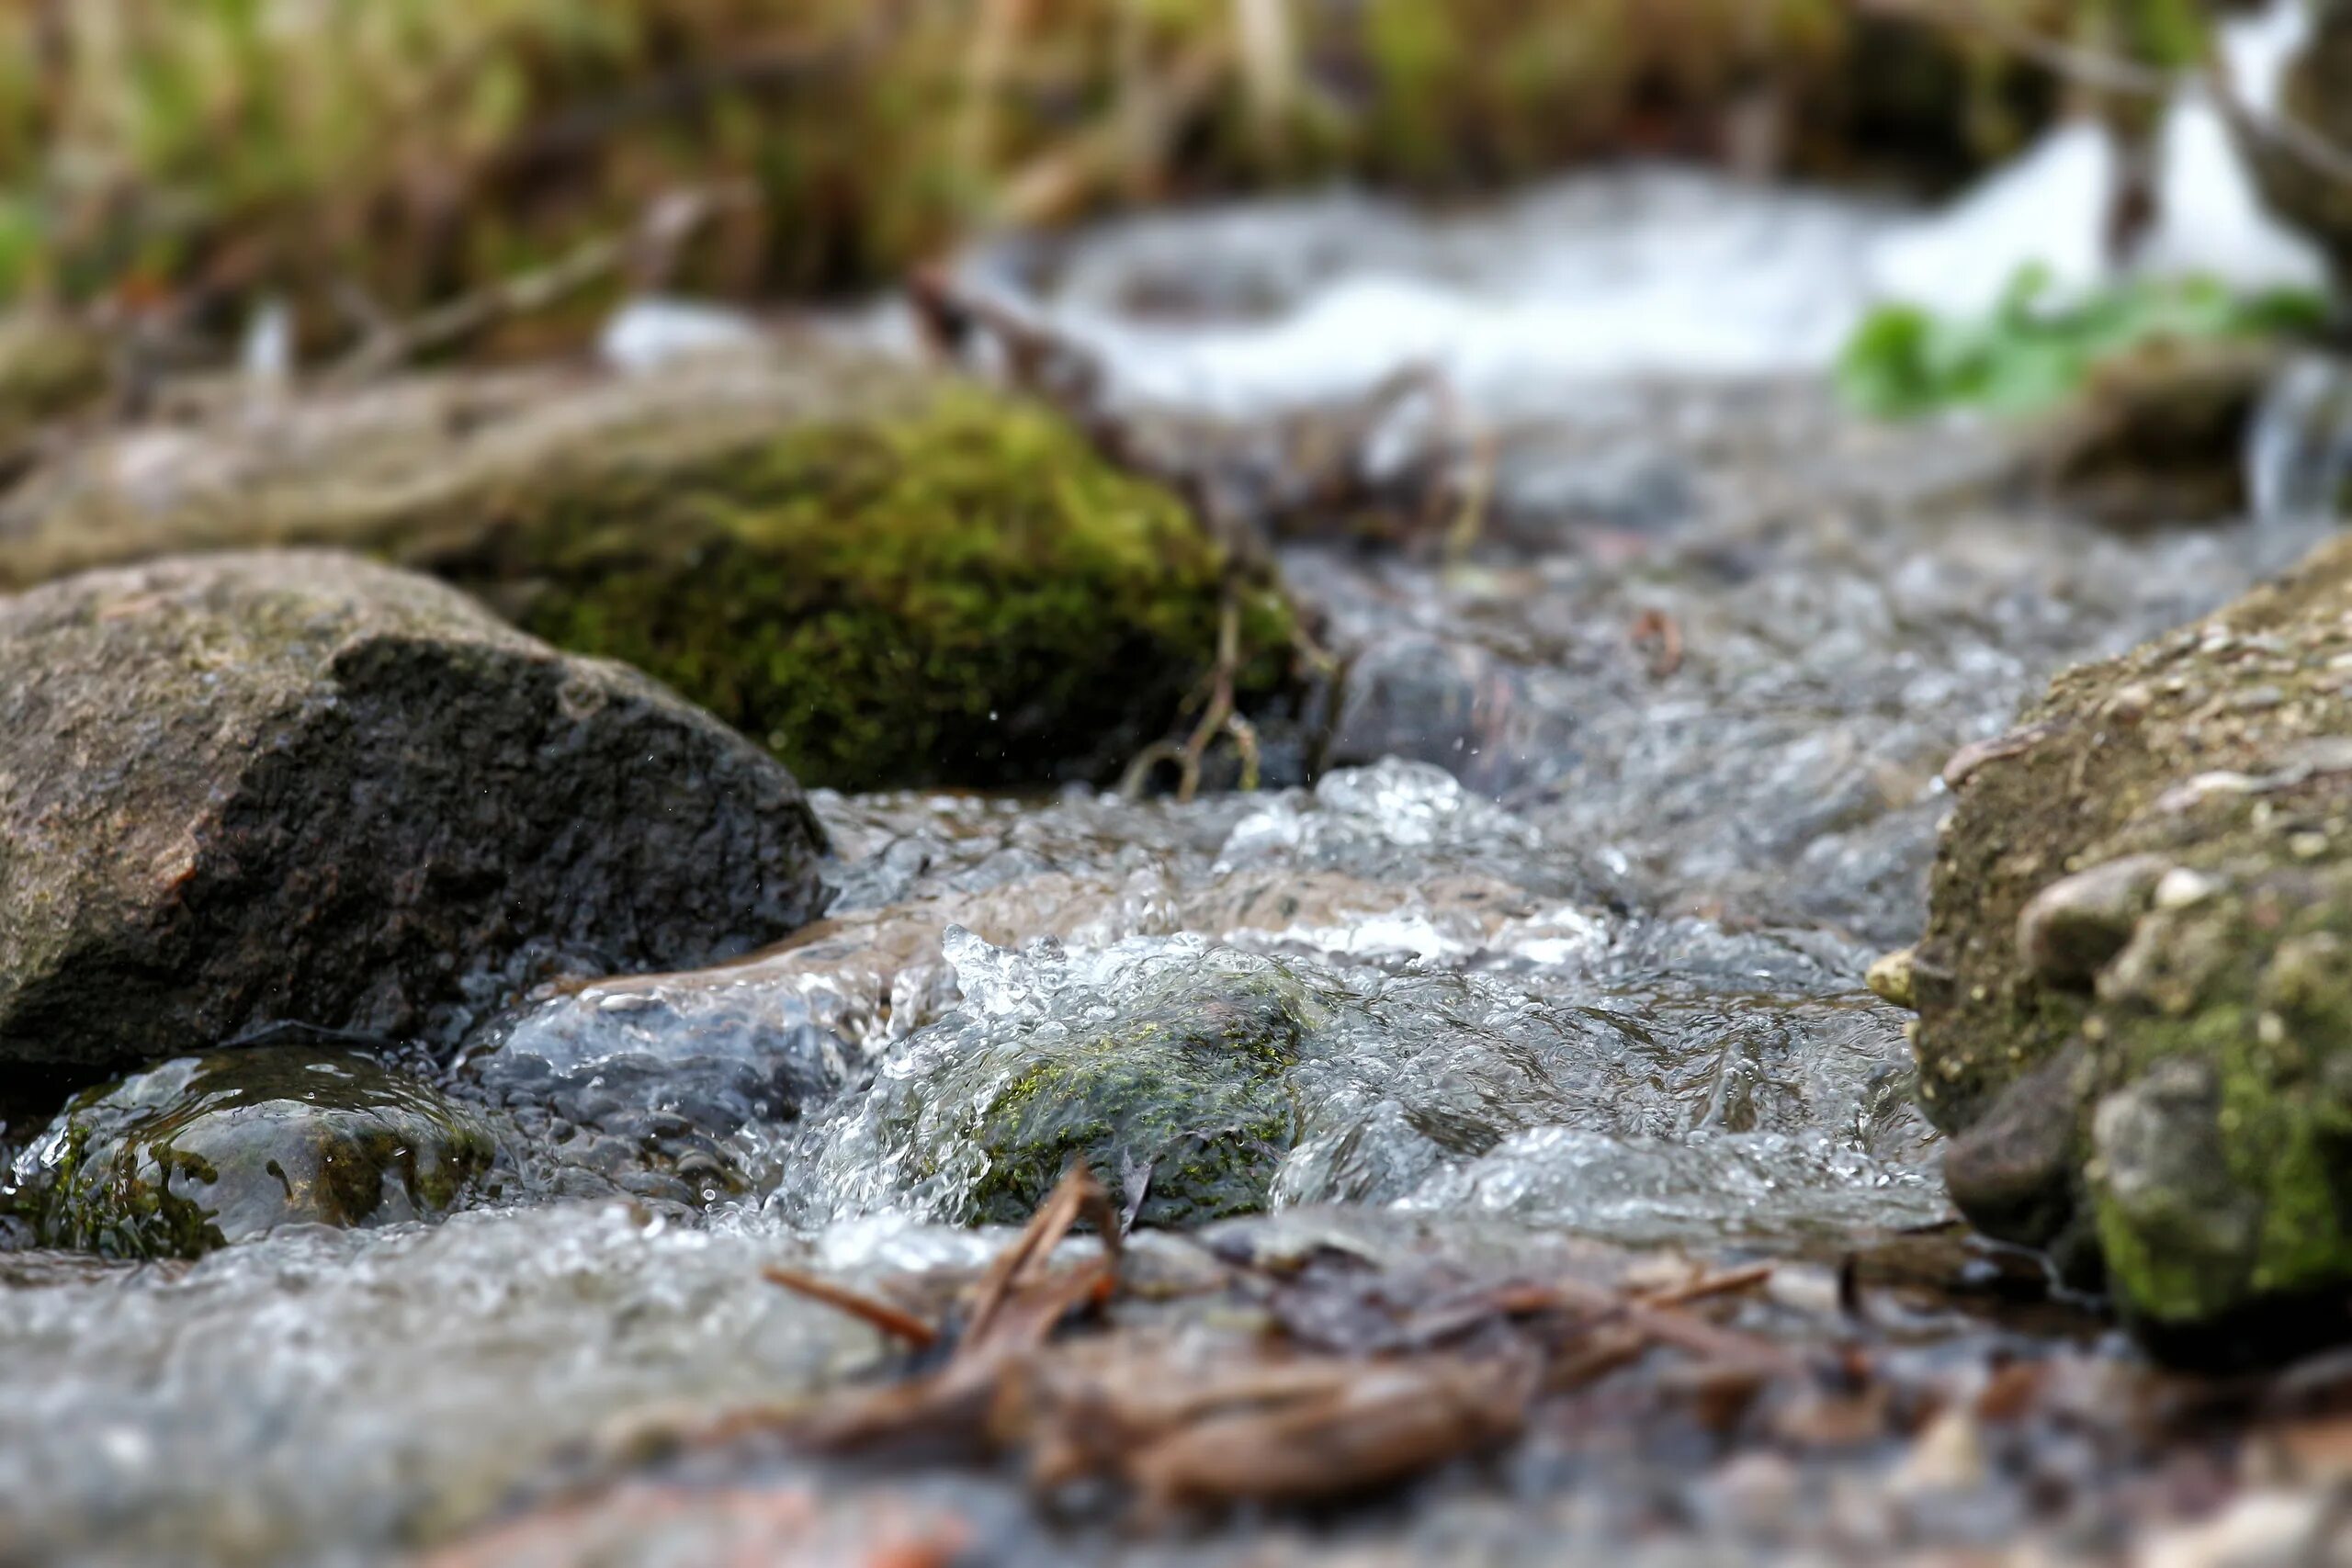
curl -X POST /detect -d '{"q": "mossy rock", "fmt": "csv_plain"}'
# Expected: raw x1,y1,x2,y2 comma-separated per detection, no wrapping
13,1046,498,1259
0,355,1292,791
1906,529,2352,1349
857,964,1320,1230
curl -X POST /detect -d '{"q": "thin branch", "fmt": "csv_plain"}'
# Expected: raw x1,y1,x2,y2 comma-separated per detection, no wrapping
762,1266,940,1349
1861,0,2352,195
1857,0,2175,96
328,184,755,384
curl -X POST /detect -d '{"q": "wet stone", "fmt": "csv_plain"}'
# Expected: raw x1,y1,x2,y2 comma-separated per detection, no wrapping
820,930,1319,1229
1324,631,1577,796
12,1047,498,1258
797,915,1928,1247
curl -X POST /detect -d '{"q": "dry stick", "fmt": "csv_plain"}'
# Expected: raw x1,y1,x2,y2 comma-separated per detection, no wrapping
997,38,1232,227
1636,1262,1775,1310
329,183,756,384
1517,1275,1807,1377
761,1266,940,1350
965,1162,1121,1350
1860,0,2352,193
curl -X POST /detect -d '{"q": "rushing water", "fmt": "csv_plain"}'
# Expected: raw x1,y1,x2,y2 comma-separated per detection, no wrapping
3,157,2347,1563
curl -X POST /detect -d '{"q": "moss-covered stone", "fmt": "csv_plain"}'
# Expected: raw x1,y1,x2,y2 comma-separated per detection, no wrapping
1908,529,2352,1348
860,965,1319,1230
14,1046,497,1259
0,355,1292,791
499,385,1290,790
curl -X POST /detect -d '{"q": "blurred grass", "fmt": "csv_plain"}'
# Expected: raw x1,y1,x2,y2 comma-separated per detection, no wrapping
0,0,2063,342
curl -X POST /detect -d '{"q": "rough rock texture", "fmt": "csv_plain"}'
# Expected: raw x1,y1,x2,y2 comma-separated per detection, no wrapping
0,550,827,1071
12,1045,499,1258
1909,529,2352,1347
0,352,1291,791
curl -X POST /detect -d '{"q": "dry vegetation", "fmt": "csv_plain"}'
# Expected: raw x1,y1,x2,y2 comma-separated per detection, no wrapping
0,0,2062,347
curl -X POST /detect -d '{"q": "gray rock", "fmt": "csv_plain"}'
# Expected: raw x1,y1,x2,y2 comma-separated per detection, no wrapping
0,551,827,1070
1326,631,1575,797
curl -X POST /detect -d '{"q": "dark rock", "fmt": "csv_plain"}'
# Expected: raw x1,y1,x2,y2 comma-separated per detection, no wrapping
1939,1039,2093,1268
12,1047,498,1258
2028,339,2285,529
0,551,827,1071
2234,2,2352,290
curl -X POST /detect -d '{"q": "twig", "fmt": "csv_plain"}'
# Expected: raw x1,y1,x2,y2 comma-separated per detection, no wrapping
329,184,756,383
965,1161,1121,1348
762,1266,939,1349
1863,0,2352,195
1858,0,2175,96
1636,1262,1775,1309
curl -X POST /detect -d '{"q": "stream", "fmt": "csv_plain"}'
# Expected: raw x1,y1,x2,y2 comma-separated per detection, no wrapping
4,156,2346,1564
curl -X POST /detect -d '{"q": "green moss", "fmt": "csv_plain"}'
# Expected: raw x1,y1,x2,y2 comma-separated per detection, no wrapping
19,1047,498,1259
1915,530,2352,1338
854,964,1322,1231
2086,873,2352,1326
495,385,1290,790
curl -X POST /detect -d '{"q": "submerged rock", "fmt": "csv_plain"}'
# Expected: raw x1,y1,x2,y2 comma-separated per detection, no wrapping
1910,530,2352,1347
834,930,1318,1229
0,353,1292,791
13,1047,497,1258
0,551,826,1071
800,912,1921,1247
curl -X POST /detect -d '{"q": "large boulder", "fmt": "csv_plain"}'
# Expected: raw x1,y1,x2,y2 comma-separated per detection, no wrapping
0,353,1293,791
1905,529,2352,1351
0,551,827,1072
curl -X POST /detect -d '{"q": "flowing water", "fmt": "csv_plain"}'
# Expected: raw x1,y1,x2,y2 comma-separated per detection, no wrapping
3,160,2348,1564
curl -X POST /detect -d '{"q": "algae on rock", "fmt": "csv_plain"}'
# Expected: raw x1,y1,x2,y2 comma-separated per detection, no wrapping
0,355,1292,791
13,1047,498,1259
820,929,1323,1230
1906,528,2352,1348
